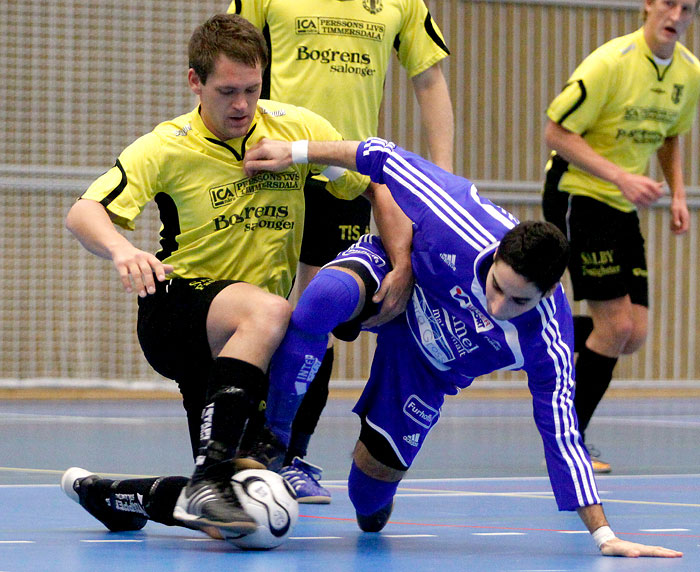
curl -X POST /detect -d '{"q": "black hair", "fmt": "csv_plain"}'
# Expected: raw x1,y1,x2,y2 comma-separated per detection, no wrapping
495,221,570,294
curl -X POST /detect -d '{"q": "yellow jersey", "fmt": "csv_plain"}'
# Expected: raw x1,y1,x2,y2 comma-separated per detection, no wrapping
81,101,369,297
229,0,449,140
546,28,700,212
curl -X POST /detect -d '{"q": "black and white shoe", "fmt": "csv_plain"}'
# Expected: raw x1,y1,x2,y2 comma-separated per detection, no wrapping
60,467,147,532
173,468,256,536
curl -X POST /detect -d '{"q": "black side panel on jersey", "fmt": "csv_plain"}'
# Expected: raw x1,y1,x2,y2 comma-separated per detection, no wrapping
544,154,570,193
555,79,587,125
154,193,181,261
261,23,272,100
424,13,449,54
99,159,128,207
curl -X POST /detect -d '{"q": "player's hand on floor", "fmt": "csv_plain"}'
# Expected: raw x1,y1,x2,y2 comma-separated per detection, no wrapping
600,537,683,558
362,267,413,329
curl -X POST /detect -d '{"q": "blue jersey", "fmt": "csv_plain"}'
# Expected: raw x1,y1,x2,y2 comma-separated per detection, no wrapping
355,138,600,510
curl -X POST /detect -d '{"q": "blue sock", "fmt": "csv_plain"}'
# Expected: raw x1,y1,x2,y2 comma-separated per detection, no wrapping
267,269,362,445
348,461,399,516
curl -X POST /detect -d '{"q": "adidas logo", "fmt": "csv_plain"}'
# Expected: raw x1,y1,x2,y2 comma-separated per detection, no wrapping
440,253,456,271
402,433,420,447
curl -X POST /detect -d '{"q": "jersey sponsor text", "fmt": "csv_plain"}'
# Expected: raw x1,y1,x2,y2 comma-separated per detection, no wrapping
295,17,385,41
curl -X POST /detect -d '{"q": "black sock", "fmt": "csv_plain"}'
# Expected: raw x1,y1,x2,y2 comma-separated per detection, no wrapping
284,347,333,464
193,357,266,480
573,315,594,353
92,476,188,526
574,346,618,439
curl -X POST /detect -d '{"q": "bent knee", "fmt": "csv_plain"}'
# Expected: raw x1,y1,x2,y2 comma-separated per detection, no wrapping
621,324,647,354
352,441,405,482
253,294,292,336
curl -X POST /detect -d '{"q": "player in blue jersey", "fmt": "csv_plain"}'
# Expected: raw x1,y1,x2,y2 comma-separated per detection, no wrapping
243,137,683,558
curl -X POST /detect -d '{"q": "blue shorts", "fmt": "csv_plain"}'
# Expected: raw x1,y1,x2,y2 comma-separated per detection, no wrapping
323,234,391,293
353,315,467,470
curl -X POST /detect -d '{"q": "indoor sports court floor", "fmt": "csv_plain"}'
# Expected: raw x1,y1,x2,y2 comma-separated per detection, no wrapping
1,394,698,571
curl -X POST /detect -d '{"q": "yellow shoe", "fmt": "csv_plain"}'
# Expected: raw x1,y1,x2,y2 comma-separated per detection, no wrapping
590,456,611,474
586,444,611,473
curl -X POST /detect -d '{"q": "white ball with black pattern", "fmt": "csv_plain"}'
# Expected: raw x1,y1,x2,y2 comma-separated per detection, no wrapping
223,469,298,549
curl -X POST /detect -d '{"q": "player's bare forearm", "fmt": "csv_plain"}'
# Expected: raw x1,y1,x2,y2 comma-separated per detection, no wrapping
65,199,133,261
362,182,414,327
576,504,609,533
245,138,361,176
412,64,454,172
545,120,664,207
307,140,360,171
66,198,173,296
657,135,689,234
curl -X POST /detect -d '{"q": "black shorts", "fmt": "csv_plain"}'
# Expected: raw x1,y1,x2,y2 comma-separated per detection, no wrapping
299,177,372,267
137,277,244,457
137,277,239,381
542,186,648,307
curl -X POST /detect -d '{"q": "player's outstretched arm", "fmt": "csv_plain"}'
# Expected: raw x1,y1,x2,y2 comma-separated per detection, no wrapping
244,138,361,176
576,504,682,558
66,198,173,297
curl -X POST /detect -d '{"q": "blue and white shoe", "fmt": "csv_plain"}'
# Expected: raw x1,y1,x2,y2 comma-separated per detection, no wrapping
278,457,331,504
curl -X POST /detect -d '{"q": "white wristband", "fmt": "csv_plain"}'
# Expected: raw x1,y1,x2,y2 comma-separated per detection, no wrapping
291,140,309,164
592,525,616,550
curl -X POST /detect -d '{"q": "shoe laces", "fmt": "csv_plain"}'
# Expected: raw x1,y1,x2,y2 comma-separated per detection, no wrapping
282,462,321,485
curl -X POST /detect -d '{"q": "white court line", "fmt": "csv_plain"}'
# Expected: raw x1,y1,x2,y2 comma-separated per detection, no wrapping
640,528,690,532
557,531,589,534
0,413,179,425
394,492,555,500
0,541,35,544
472,532,526,536
323,473,700,485
80,539,143,543
289,536,342,540
0,484,57,488
382,534,436,538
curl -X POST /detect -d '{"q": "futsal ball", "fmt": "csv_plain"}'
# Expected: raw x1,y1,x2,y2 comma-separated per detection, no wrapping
224,469,298,549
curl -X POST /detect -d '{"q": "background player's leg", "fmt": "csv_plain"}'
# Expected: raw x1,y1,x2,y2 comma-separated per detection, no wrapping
575,297,646,473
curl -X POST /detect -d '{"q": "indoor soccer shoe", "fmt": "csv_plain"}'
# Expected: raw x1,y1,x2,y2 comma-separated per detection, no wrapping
173,476,257,535
586,444,612,474
60,467,147,532
235,425,286,472
278,457,331,504
356,501,394,533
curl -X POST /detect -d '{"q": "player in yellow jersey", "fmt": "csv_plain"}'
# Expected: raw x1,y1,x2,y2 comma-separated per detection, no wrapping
542,0,700,473
229,0,454,503
62,14,411,540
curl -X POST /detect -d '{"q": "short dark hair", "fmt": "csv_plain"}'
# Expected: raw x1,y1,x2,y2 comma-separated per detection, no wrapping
495,221,570,294
188,14,268,85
